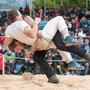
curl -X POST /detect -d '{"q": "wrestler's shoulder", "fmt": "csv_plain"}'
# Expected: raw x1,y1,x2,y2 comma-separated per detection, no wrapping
9,21,27,27
12,20,26,24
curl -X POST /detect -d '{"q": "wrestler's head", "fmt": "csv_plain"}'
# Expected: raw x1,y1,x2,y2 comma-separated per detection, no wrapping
8,39,24,52
7,9,23,23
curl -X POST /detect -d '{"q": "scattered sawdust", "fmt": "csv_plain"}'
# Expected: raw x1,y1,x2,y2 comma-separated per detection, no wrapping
22,72,34,80
0,75,90,90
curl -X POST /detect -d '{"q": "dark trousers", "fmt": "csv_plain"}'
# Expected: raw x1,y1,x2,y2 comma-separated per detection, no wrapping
53,30,87,58
33,30,87,78
33,50,55,78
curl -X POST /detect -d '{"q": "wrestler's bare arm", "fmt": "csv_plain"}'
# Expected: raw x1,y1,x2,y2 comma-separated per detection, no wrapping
24,16,34,28
23,18,41,38
23,16,43,38
5,37,13,46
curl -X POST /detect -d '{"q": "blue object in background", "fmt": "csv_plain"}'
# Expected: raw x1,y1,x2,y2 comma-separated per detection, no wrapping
81,71,85,75
14,64,24,74
39,21,47,30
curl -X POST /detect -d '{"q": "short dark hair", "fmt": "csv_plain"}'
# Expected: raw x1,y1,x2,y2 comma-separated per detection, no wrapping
7,9,18,23
8,39,17,52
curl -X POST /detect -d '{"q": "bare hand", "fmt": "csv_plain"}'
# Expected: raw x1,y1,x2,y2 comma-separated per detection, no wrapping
24,16,30,22
35,18,41,24
37,31,43,38
24,16,34,27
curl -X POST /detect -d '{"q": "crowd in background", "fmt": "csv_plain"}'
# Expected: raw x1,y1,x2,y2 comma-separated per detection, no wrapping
0,4,90,75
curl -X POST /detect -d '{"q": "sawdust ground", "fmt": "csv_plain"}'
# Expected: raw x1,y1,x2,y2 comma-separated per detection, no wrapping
0,73,90,90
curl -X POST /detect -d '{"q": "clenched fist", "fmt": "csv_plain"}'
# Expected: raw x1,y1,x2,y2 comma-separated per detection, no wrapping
35,18,41,24
37,31,43,38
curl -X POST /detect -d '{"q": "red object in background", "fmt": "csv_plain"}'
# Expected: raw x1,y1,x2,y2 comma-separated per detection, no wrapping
48,56,52,60
24,5,30,14
26,53,33,62
53,13,61,18
86,31,90,36
0,34,5,44
70,31,73,35
0,56,3,70
76,21,80,28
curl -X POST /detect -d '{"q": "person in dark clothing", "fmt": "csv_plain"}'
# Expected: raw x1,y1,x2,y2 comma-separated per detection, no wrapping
5,9,90,83
7,30,90,84
13,50,26,74
82,23,89,34
33,30,90,83
19,7,24,14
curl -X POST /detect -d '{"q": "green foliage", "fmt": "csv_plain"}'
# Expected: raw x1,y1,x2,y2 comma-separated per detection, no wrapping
33,0,89,8
67,0,86,6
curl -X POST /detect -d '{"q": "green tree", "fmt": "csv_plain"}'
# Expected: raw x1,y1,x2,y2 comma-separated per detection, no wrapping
33,0,57,8
33,0,89,8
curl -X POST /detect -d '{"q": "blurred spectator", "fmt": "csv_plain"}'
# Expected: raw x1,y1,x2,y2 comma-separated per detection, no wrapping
19,7,24,14
78,28,86,37
35,5,39,14
52,9,61,17
43,16,49,22
0,26,2,36
86,11,90,19
66,8,73,18
24,5,30,15
3,21,8,32
84,62,89,75
13,50,25,74
86,31,90,36
47,52,52,60
47,8,53,19
88,19,90,26
75,16,80,28
65,18,72,31
0,32,5,45
32,14,36,20
80,16,87,28
71,19,77,32
0,45,7,54
4,51,14,74
81,39,90,52
79,10,85,19
73,8,79,17
80,61,89,75
5,51,14,62
74,28,79,37
70,14,74,21
46,51,53,65
32,10,37,17
82,23,89,35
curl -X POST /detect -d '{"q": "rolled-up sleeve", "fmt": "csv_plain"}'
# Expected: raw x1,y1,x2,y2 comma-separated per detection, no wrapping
5,30,10,38
19,21,31,32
